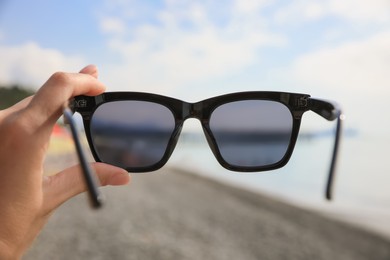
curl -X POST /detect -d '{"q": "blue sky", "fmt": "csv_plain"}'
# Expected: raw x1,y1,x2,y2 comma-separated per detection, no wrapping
0,0,389,135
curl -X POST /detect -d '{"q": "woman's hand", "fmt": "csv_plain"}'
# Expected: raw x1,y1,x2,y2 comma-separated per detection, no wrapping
0,65,130,259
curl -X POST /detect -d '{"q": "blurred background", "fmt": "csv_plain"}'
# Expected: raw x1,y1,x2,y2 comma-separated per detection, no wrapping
1,0,390,254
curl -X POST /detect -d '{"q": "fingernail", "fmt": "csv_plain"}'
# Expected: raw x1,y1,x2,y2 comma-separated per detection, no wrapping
79,64,98,77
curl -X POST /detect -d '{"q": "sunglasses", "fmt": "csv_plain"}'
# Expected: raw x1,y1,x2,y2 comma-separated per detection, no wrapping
66,91,343,207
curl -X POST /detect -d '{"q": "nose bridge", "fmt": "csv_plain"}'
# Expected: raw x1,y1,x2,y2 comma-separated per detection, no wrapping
182,101,203,120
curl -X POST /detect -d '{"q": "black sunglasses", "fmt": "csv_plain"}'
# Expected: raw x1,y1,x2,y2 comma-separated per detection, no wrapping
67,91,343,206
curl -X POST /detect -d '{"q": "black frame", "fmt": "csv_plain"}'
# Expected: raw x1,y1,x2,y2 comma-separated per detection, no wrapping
71,91,343,200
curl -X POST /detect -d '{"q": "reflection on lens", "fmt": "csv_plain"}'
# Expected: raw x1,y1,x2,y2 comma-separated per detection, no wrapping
90,101,175,169
210,100,293,167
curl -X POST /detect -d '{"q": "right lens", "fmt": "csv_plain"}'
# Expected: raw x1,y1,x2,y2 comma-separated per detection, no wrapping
89,101,175,169
209,100,293,168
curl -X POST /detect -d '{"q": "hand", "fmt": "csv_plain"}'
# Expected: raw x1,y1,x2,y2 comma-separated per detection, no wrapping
0,65,130,259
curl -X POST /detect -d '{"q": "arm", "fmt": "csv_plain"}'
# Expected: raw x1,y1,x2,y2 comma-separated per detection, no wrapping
309,98,344,200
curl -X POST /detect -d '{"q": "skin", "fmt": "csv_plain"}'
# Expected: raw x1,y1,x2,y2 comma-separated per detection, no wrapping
0,65,131,259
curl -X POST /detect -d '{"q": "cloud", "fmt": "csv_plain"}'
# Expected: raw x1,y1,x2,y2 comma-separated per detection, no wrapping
100,17,126,35
275,0,390,25
0,42,86,89
290,31,390,95
96,0,389,96
233,0,273,15
98,0,286,93
286,31,390,133
329,0,390,23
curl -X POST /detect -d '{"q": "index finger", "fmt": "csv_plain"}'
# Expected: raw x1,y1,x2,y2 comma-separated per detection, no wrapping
27,68,106,126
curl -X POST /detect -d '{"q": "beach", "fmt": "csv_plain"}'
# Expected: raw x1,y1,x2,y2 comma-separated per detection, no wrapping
25,167,390,260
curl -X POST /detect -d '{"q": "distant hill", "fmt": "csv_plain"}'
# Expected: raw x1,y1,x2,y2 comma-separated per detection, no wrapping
0,85,35,109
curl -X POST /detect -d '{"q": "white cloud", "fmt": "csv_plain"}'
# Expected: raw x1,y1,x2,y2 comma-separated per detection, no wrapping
287,31,390,134
233,0,273,15
0,42,86,89
100,17,126,35
328,0,390,24
275,0,390,25
105,27,284,91
96,0,389,97
98,0,286,94
290,31,390,94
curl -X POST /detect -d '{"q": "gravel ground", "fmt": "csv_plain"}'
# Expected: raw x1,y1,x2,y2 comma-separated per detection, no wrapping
25,167,390,260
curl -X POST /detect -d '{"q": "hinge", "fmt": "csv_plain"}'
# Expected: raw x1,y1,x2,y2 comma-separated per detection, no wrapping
297,96,309,108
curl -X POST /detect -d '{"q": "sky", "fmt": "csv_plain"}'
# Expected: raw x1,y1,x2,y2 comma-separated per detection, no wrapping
0,0,389,136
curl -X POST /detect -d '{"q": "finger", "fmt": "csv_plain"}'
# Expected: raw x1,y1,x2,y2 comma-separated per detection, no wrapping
42,163,130,212
27,65,106,126
79,64,99,78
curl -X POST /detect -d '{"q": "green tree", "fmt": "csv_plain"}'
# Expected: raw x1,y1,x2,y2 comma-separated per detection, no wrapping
0,85,35,110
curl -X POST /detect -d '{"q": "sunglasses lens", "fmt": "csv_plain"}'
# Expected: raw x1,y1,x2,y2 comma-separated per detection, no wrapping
210,100,293,168
89,101,175,169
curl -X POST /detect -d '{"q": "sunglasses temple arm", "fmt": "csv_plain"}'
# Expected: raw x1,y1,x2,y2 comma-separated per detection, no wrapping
308,98,343,201
63,107,104,209
325,110,343,200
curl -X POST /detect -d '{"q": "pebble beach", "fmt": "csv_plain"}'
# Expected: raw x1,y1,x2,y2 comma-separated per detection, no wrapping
25,166,390,260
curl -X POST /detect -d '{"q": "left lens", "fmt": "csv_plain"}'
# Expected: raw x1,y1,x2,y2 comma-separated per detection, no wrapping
89,101,175,170
209,100,293,168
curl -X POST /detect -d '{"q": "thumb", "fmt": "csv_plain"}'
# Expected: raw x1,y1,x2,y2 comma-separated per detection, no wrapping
42,163,130,212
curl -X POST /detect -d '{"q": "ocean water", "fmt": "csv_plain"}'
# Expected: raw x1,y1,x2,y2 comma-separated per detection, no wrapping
167,130,390,236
